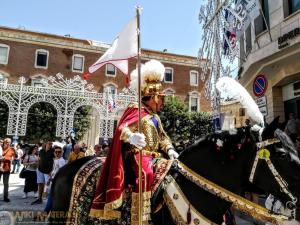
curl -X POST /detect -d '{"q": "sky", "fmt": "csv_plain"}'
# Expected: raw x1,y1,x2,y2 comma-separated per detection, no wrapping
0,0,203,56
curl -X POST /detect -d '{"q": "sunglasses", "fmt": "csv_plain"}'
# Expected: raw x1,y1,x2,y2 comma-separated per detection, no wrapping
55,151,62,154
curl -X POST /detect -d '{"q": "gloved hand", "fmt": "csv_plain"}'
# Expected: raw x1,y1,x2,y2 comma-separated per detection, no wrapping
168,148,179,159
128,132,146,149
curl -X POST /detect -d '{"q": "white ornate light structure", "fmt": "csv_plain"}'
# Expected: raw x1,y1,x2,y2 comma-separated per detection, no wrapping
198,0,240,129
0,73,137,140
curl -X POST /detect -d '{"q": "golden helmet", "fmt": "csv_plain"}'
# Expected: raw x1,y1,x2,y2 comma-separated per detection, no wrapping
130,59,165,98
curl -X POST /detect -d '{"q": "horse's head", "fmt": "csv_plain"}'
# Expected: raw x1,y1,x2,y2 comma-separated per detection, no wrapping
179,127,256,192
174,128,257,224
249,116,300,219
175,119,300,223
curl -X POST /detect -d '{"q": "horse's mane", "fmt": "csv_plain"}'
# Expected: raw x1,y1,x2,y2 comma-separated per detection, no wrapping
274,129,300,166
180,128,250,160
180,123,300,167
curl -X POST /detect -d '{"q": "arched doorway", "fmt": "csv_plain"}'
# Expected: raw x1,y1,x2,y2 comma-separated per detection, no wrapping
25,102,57,144
0,100,9,138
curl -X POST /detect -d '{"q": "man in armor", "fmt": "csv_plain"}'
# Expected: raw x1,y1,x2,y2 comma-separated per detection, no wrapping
90,60,178,224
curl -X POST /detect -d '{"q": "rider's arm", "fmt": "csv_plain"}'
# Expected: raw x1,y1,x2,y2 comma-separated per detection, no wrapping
120,123,138,142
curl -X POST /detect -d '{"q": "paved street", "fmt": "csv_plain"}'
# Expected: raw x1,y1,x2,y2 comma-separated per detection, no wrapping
0,171,47,225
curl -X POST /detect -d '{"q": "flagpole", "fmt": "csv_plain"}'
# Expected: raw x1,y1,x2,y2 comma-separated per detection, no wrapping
136,6,143,225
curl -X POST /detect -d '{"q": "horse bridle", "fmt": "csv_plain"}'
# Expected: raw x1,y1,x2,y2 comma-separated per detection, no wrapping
249,138,298,219
172,160,288,224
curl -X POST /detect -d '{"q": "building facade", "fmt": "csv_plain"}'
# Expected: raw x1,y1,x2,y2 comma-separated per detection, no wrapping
220,100,248,130
0,26,210,112
0,26,211,144
238,0,300,123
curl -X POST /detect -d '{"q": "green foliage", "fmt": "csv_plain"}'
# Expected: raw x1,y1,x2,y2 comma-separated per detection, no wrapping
0,101,8,138
160,96,190,144
189,111,213,142
25,102,57,143
0,101,92,143
73,106,92,142
160,96,213,151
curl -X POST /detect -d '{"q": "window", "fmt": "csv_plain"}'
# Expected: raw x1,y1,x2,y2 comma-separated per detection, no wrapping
164,68,173,83
245,25,252,55
190,71,199,86
106,64,116,76
254,0,269,36
239,108,246,116
32,80,45,87
239,34,245,60
31,75,47,87
0,72,8,84
189,92,200,112
165,89,175,96
0,44,9,65
190,97,198,112
72,54,84,73
35,49,49,69
104,84,117,95
289,0,300,14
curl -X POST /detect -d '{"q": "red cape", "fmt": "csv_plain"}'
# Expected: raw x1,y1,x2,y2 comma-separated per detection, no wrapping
90,105,148,218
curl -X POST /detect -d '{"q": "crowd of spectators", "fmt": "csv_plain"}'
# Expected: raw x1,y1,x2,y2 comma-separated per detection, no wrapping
0,137,109,205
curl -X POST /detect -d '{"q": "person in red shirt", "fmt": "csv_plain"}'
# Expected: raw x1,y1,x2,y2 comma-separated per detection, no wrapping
0,137,16,202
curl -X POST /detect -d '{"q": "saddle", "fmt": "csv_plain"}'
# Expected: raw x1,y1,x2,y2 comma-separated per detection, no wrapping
67,157,173,225
151,158,173,213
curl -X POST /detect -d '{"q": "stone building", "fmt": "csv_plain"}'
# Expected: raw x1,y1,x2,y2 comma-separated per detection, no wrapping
238,0,300,123
220,100,248,130
0,25,211,145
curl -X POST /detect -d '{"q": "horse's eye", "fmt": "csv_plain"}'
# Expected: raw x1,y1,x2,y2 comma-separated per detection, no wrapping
277,152,287,159
275,143,283,148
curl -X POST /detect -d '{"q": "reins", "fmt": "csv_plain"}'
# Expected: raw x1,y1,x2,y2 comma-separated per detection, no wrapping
249,138,298,219
172,159,288,225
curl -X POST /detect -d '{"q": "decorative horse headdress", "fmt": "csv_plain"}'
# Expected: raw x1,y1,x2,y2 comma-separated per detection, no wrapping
130,59,165,103
216,76,299,160
216,76,264,127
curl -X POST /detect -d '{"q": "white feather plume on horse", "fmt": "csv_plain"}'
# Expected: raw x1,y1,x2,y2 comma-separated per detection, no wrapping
216,76,264,127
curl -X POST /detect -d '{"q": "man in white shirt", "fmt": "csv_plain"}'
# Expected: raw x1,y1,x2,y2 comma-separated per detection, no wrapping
11,144,23,173
44,146,66,213
0,139,3,172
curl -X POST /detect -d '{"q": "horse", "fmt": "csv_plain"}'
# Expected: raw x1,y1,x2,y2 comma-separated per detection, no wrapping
49,117,300,225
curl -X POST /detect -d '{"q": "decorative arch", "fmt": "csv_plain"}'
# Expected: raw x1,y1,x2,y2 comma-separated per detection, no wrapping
0,94,14,112
0,97,10,137
71,102,105,117
0,73,137,140
24,96,61,115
